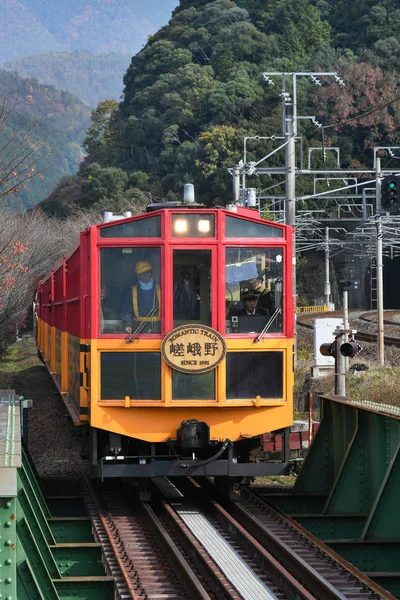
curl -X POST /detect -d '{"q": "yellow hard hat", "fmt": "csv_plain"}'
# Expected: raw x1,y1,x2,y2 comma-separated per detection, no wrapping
135,260,152,275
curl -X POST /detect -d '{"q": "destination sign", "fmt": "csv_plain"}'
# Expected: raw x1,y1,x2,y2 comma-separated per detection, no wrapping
162,324,226,374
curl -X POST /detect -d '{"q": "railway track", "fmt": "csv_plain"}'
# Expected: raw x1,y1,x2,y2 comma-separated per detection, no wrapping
83,477,394,600
297,310,400,347
236,485,392,600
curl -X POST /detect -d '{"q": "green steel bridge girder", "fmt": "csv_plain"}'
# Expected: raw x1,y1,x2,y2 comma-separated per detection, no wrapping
264,395,400,597
0,391,115,600
292,396,400,540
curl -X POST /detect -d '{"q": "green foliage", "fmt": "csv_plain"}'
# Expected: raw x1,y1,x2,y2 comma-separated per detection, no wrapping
79,163,128,207
44,0,400,212
83,100,119,163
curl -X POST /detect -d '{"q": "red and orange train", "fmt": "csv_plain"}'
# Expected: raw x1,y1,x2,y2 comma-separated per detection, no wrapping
36,196,294,479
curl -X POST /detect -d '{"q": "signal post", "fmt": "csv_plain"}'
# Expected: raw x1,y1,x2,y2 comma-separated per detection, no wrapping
320,329,362,396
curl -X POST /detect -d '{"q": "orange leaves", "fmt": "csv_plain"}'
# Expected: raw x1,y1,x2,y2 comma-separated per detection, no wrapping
0,239,29,293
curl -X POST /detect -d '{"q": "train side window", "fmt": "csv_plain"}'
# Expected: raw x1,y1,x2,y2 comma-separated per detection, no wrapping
226,352,283,399
173,249,211,327
100,352,161,400
100,247,161,334
225,216,283,238
100,215,161,238
225,247,283,334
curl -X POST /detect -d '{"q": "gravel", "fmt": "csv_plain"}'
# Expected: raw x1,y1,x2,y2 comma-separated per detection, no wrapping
10,336,90,478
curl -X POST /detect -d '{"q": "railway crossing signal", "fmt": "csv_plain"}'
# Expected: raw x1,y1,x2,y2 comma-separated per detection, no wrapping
320,339,362,358
320,329,363,396
381,175,400,213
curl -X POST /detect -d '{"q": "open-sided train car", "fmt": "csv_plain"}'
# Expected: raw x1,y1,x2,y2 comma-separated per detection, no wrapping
35,197,294,479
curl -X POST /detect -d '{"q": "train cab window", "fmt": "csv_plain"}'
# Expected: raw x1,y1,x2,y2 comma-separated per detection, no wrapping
172,214,215,237
225,248,283,334
226,352,283,399
173,250,211,327
100,352,161,400
100,215,161,238
225,216,283,238
172,370,215,400
100,247,161,334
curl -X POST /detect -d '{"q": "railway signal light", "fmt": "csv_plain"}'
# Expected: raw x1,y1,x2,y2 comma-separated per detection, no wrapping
320,339,362,358
381,175,400,213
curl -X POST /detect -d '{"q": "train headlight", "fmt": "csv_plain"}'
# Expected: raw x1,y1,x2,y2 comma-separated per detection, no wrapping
198,219,210,233
174,219,188,234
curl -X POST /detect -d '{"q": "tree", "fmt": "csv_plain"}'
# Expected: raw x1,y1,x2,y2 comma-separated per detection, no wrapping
313,62,400,151
79,163,129,207
83,100,119,165
0,208,103,360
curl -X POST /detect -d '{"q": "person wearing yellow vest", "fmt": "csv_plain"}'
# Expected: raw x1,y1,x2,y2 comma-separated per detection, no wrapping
121,260,161,333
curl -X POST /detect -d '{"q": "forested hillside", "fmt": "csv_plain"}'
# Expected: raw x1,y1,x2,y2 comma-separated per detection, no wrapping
40,0,400,215
4,51,130,107
0,70,90,210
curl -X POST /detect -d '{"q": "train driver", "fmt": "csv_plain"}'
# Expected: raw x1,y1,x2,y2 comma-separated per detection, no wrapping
246,274,274,314
238,293,269,316
121,260,161,334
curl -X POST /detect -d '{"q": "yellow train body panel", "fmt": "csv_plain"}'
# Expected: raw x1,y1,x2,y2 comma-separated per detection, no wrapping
36,318,294,442
89,336,294,443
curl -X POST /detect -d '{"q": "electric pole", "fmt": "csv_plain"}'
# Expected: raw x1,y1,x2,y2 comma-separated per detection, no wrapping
375,158,385,366
324,226,331,307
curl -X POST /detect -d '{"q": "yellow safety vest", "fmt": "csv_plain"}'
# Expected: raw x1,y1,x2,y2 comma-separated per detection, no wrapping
132,284,161,322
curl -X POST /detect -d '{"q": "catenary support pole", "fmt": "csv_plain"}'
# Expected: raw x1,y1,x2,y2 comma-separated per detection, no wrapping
284,93,297,364
375,158,385,366
324,226,331,307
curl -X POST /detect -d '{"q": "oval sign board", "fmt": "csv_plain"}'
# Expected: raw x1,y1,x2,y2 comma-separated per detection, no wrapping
162,324,226,374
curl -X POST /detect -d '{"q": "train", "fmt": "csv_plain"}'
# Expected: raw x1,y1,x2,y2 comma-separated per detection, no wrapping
35,189,294,480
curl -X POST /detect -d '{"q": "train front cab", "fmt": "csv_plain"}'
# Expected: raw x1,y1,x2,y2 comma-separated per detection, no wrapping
91,205,294,478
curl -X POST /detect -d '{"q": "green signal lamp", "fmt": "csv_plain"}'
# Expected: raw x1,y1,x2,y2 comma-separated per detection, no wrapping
382,175,400,213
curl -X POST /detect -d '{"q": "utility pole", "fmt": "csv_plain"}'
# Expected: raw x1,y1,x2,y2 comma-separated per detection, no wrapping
231,71,400,368
375,157,385,366
282,79,297,359
324,226,331,307
263,72,339,363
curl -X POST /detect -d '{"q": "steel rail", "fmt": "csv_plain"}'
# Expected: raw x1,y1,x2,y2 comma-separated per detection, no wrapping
84,479,139,600
210,501,316,600
169,477,318,600
297,311,400,347
159,500,241,599
239,486,395,600
141,501,211,600
359,311,400,327
98,484,209,600
154,477,306,599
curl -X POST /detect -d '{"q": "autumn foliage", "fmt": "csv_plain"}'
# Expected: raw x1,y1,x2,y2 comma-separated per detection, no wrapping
314,63,400,146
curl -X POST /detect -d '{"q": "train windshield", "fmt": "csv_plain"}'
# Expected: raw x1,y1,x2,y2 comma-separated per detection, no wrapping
173,249,211,327
225,248,283,334
100,247,161,334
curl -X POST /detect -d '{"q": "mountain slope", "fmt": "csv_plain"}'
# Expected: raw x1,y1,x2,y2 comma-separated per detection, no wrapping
0,0,178,61
0,70,90,209
5,51,131,107
43,0,400,216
